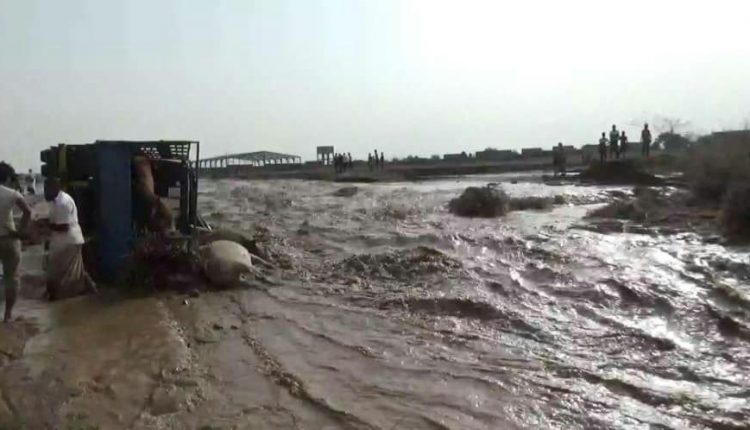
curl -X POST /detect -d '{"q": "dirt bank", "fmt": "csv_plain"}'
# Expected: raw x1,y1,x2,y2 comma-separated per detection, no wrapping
201,158,584,182
581,186,721,239
579,160,665,186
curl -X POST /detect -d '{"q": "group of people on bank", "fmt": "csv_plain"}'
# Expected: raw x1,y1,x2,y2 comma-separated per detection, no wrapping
597,123,653,162
553,123,655,176
368,150,385,171
0,163,96,322
332,150,386,173
333,152,352,173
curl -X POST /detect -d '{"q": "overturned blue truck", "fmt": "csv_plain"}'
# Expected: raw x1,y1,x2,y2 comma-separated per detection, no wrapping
39,140,207,283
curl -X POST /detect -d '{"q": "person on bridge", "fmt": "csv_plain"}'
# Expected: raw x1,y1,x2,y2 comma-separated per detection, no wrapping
598,133,608,163
641,123,652,158
609,125,620,159
0,163,31,322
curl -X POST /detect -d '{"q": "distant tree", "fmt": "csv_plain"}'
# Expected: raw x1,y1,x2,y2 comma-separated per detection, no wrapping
658,116,690,134
430,154,441,160
656,132,691,152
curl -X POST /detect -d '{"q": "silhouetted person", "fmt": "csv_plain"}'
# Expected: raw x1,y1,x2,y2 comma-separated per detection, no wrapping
374,150,379,169
368,153,373,171
380,152,384,169
347,152,353,170
25,169,35,195
599,133,608,163
619,132,629,159
641,123,652,158
609,125,620,159
0,163,32,321
553,142,566,176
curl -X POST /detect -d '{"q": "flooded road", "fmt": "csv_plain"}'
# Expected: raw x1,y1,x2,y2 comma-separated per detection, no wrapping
2,174,749,429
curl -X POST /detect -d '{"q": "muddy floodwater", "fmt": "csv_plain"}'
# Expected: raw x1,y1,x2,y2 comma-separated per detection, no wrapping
2,174,749,429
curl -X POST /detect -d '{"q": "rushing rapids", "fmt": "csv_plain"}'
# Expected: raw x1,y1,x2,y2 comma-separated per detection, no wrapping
1,173,748,429
192,175,750,429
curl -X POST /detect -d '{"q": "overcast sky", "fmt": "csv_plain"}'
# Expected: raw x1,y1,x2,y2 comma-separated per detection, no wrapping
1,0,749,169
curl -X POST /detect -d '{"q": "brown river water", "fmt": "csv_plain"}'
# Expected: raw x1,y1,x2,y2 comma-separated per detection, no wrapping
1,174,749,429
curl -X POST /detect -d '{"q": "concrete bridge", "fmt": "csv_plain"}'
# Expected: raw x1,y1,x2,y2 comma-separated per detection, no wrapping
197,151,302,169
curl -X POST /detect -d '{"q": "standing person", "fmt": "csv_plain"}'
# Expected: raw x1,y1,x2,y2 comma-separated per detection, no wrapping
374,150,379,169
347,152,353,170
368,153,373,171
42,177,96,301
0,163,31,322
620,132,629,159
641,123,652,158
25,170,36,195
380,152,385,170
553,143,567,176
609,125,620,159
599,133,608,163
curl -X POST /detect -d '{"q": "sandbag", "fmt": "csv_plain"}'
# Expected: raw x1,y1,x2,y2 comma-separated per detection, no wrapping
199,240,253,288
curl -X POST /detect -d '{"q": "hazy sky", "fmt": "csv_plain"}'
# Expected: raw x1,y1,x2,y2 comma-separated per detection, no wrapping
2,0,749,169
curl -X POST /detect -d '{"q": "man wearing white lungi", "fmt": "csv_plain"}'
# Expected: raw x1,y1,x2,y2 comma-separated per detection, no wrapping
44,178,96,300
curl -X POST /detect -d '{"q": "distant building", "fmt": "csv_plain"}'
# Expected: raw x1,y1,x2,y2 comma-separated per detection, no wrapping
581,144,598,153
579,144,598,163
475,148,519,162
709,130,750,144
316,146,334,165
443,152,470,162
521,147,549,158
561,145,577,153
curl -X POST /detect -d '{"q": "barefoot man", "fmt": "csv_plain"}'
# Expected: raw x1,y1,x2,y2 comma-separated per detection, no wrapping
43,177,96,300
0,163,31,322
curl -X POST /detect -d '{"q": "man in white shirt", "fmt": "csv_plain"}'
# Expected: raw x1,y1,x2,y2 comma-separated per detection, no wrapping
43,177,96,300
0,163,31,322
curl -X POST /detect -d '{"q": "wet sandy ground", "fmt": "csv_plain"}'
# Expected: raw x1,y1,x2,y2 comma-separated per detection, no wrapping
0,175,748,429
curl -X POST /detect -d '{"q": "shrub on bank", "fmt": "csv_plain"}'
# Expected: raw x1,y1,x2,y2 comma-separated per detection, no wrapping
720,183,750,242
683,133,750,203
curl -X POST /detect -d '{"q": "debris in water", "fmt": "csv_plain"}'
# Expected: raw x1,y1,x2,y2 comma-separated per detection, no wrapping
449,186,510,217
199,240,254,288
332,186,359,197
